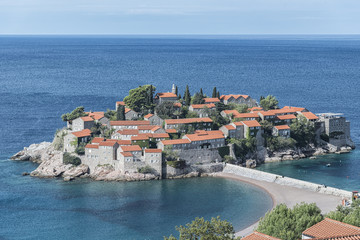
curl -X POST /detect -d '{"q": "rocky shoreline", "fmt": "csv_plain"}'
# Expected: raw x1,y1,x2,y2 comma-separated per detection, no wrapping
11,141,353,182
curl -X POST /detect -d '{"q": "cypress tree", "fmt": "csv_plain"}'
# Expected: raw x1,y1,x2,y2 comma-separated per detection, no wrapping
117,105,126,120
184,85,191,106
200,88,204,97
212,87,217,98
175,86,178,95
216,91,220,99
178,93,182,100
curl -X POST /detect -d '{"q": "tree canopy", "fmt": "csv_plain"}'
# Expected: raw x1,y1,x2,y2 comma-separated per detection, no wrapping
61,106,87,122
116,105,126,120
326,199,360,227
164,216,240,240
260,95,279,111
123,85,156,113
155,102,176,119
191,92,205,104
257,203,323,240
290,116,315,147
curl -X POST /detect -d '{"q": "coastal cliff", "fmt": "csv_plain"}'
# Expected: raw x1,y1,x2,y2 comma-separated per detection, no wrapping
11,141,219,181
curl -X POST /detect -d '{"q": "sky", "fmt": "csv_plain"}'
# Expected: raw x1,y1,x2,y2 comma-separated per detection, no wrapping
0,0,360,35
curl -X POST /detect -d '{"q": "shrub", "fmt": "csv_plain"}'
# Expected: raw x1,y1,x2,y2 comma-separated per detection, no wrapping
52,129,67,151
75,145,85,155
167,160,186,169
138,165,156,174
63,152,81,166
266,137,296,152
223,155,236,164
218,146,230,158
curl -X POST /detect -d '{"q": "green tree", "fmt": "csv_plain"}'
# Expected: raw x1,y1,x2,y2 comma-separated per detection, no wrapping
326,199,360,227
175,86,178,95
257,203,323,240
216,91,220,99
155,102,175,119
184,85,191,106
61,106,87,122
212,87,217,98
116,105,126,120
123,85,156,113
290,116,315,147
191,92,205,104
164,216,240,240
200,88,204,97
178,93,182,100
260,95,279,111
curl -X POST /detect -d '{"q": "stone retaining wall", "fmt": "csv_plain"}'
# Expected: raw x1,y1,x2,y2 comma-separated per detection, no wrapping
223,164,352,198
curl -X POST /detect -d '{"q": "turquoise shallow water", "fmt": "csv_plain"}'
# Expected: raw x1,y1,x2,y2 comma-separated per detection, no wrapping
1,35,360,239
0,159,272,239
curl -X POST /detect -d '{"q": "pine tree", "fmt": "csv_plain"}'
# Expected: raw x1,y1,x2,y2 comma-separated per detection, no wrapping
184,85,191,106
212,87,217,98
116,105,126,120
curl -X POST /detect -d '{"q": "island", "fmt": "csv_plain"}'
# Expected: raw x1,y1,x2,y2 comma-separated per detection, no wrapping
12,84,355,182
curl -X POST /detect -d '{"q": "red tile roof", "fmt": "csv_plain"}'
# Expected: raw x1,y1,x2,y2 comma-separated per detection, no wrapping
242,231,281,240
110,120,150,126
232,122,244,126
156,92,178,98
85,144,99,149
277,114,297,120
224,125,236,130
160,139,191,146
235,112,260,118
242,120,261,128
282,106,305,112
301,111,319,120
258,111,277,116
151,126,161,132
222,110,241,118
166,129,178,134
80,116,94,122
152,133,170,138
118,129,139,135
275,125,290,130
145,149,162,153
91,137,104,144
120,145,142,152
185,131,224,142
99,140,118,147
86,112,105,120
71,129,92,138
131,135,150,141
204,98,220,103
116,140,132,145
165,117,213,125
144,114,154,119
173,102,182,108
190,103,216,109
312,234,360,240
303,218,360,239
125,108,132,114
120,152,133,157
220,94,250,100
116,101,125,106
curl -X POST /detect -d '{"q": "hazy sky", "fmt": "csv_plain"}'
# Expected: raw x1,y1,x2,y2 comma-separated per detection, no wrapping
1,0,359,34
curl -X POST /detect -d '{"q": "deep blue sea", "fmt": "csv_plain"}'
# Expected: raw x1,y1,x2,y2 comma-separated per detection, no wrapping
1,35,360,239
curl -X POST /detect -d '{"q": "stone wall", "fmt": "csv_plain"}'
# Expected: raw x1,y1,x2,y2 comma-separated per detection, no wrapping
179,149,223,165
223,164,352,198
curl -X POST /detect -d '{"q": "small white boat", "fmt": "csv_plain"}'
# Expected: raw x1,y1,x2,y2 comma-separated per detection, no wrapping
326,163,331,167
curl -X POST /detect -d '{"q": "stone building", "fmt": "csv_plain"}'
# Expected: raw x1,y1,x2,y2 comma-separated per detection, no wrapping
242,120,261,138
71,116,95,131
318,113,352,147
188,104,216,117
272,125,291,138
220,94,258,107
63,129,92,153
110,120,150,130
144,114,164,126
220,122,244,139
164,117,213,131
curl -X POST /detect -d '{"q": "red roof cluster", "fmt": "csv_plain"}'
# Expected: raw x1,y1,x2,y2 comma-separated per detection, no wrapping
190,103,216,109
203,98,220,103
156,92,178,98
220,94,250,100
110,120,150,126
71,129,92,138
165,117,213,125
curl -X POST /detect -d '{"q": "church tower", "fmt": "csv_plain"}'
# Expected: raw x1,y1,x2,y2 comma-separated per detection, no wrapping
171,84,176,94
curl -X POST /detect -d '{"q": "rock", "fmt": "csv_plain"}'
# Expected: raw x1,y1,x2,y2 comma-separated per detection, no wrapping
63,164,89,178
22,172,30,176
63,176,74,181
309,156,317,159
282,155,294,161
11,142,52,162
246,159,257,168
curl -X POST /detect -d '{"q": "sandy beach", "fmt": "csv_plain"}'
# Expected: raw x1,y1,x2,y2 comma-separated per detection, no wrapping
214,172,344,237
